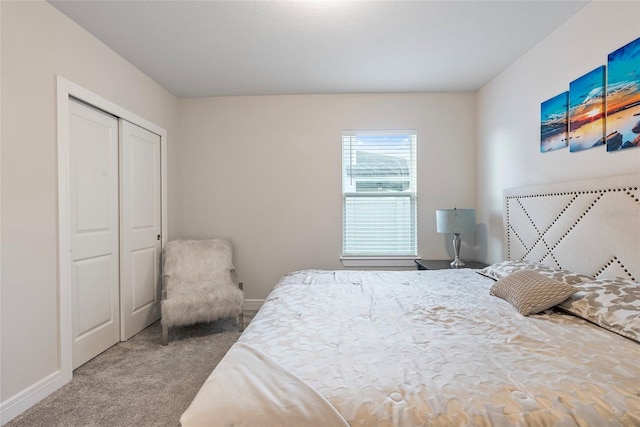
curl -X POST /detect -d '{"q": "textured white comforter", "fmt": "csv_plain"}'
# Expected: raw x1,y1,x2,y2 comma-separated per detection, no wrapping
183,269,640,426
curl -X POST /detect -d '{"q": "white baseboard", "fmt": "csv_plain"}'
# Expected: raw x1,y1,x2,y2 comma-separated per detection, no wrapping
0,371,66,425
243,299,264,312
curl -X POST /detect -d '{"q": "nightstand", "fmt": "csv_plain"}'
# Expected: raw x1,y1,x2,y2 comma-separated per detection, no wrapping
415,259,489,270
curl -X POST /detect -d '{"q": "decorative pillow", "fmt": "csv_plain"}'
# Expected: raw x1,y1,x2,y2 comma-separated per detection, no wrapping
478,259,592,285
490,270,578,316
559,278,640,343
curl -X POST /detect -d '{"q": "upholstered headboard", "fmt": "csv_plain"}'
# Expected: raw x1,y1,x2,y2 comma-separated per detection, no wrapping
504,174,639,282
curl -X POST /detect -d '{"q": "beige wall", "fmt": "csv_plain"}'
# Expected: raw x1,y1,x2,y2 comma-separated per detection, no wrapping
0,0,178,410
476,1,640,263
7,0,635,420
177,93,477,301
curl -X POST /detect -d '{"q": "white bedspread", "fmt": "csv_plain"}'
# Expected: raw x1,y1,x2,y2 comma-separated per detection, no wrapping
181,342,348,427
184,269,640,426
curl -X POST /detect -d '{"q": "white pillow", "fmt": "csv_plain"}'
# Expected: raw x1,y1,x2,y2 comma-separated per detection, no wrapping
478,259,592,285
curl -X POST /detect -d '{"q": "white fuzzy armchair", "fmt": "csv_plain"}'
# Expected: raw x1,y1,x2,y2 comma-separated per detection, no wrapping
161,239,244,345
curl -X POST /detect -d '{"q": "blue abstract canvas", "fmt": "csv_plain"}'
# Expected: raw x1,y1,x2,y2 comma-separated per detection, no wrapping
606,37,640,152
540,92,568,152
569,65,606,152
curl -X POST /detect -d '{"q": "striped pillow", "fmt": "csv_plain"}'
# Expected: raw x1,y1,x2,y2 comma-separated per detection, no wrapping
490,270,578,316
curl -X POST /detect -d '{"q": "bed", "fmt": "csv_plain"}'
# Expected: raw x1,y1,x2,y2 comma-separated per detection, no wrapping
181,174,640,426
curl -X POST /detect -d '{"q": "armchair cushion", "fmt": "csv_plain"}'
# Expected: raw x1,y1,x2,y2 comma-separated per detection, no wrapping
163,239,234,283
162,280,243,327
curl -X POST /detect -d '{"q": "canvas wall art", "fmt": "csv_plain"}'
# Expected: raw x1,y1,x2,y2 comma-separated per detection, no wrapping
569,65,606,152
606,36,640,152
540,92,568,152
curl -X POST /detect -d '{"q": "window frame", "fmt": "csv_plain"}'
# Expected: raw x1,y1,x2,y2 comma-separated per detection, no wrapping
341,130,418,267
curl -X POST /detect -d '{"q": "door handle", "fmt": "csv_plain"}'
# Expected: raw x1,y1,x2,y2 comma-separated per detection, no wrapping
157,235,161,241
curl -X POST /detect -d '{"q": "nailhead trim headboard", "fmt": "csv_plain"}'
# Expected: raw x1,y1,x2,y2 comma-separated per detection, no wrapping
503,174,640,282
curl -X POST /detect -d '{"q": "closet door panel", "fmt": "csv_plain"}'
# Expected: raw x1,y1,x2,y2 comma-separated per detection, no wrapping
69,100,120,369
120,119,162,341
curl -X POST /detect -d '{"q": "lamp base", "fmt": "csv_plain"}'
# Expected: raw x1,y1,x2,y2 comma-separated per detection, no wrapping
450,233,465,268
450,257,466,268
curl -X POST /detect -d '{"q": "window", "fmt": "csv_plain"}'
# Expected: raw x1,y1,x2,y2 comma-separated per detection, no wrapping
342,130,417,258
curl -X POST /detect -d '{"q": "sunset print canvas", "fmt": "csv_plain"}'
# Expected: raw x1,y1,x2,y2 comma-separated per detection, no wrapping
606,37,640,152
569,66,606,152
540,92,568,152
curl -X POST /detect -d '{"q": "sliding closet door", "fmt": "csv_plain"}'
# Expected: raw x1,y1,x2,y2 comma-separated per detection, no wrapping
119,120,162,341
69,100,120,369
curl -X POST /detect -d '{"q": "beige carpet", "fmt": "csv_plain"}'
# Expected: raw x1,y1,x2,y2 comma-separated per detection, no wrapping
6,312,256,427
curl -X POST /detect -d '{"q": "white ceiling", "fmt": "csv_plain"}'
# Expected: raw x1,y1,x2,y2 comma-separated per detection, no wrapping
48,0,589,98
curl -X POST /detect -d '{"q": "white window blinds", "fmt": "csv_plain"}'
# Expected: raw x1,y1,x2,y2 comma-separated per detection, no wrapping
342,130,417,256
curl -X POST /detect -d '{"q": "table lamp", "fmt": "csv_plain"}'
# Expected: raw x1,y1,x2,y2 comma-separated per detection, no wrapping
436,208,476,268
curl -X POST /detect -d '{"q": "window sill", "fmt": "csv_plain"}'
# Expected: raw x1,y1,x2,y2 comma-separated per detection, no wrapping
340,256,419,268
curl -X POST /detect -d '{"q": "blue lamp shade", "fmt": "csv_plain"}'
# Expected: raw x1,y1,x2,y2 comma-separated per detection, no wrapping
436,208,476,268
436,208,476,234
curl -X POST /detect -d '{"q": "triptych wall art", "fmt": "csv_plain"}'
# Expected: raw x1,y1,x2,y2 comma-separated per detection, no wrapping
540,36,640,153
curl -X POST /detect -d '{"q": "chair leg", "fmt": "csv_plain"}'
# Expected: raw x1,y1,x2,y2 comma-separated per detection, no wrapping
238,281,245,332
162,323,169,345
